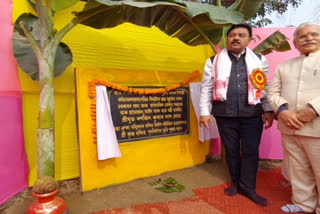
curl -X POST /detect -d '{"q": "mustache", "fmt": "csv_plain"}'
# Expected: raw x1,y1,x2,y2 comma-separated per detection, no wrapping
301,41,317,45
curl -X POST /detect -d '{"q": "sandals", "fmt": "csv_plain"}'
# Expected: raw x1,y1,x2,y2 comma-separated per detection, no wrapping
281,204,303,213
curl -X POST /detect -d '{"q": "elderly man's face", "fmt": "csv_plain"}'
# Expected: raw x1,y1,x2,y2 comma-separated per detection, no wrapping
226,27,251,54
294,25,320,55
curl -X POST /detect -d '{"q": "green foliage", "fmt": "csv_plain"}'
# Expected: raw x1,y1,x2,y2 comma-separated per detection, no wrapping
52,0,81,11
76,0,247,46
197,0,303,27
12,13,73,81
255,0,302,17
251,0,302,27
227,0,263,20
253,30,291,55
27,0,82,11
149,177,185,193
27,0,36,11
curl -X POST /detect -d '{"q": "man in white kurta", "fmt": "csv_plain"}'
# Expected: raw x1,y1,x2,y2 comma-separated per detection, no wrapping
268,22,320,214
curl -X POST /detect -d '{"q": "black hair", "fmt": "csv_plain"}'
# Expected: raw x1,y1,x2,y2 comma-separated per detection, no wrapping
226,23,252,37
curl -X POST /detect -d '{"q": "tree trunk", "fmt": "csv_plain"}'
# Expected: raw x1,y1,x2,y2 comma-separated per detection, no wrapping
37,48,55,177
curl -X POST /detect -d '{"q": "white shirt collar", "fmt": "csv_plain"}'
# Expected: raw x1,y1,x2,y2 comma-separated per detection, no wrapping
231,49,246,59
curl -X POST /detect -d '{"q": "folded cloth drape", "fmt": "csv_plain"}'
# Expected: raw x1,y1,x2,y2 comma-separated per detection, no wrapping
190,82,219,143
96,85,121,160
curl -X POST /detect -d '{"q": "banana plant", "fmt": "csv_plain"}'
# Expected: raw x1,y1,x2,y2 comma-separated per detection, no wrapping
253,30,291,54
13,0,265,179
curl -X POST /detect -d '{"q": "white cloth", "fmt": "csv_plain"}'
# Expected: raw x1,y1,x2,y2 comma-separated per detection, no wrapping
200,48,272,116
190,82,219,142
96,85,122,160
212,48,267,105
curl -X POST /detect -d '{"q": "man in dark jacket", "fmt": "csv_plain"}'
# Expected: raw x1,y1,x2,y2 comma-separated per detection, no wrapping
199,23,273,206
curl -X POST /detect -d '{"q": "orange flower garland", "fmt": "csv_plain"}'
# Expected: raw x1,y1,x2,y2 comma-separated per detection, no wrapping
88,70,200,99
88,70,200,144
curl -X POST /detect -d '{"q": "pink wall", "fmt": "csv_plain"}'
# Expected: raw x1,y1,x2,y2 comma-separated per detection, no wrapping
0,0,29,205
0,0,22,96
251,27,299,159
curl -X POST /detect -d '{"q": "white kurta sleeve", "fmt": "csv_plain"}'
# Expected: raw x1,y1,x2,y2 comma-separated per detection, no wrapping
268,65,289,112
200,58,214,116
260,55,273,112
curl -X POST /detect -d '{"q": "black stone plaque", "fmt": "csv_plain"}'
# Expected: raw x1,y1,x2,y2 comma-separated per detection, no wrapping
107,87,190,142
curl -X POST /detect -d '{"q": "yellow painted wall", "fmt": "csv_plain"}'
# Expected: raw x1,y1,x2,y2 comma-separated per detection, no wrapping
13,0,214,187
76,68,207,191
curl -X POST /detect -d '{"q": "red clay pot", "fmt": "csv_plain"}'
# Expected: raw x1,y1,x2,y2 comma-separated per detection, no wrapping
27,189,67,214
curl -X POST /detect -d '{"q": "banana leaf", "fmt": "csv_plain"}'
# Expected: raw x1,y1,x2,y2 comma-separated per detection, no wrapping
228,0,263,20
77,0,248,46
253,30,291,55
149,177,185,193
52,0,81,11
27,0,81,11
27,0,36,11
12,13,73,81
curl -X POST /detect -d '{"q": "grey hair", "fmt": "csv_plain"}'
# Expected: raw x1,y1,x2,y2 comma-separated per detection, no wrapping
293,22,320,39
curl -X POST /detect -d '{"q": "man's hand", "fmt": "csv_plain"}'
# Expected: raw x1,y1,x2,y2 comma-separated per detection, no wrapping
278,110,304,130
296,107,318,123
262,112,274,129
200,115,214,128
273,112,278,121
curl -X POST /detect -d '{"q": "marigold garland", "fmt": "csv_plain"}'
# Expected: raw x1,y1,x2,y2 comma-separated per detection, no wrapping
88,70,200,144
88,70,200,99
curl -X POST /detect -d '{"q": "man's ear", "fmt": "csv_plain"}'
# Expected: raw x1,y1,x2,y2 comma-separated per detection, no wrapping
293,39,298,49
